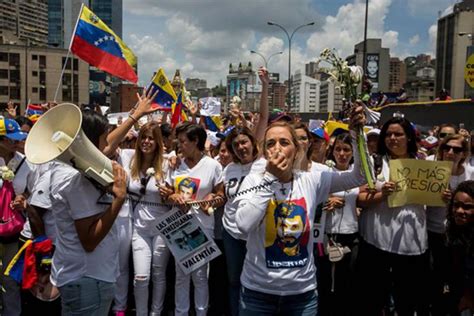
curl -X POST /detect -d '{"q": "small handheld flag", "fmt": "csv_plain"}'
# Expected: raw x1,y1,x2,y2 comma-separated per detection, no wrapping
70,5,138,83
148,69,178,112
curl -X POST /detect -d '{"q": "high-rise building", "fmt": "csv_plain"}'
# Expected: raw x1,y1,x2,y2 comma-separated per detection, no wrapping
291,70,320,113
185,78,207,91
346,39,390,92
319,79,343,113
389,57,406,93
0,44,89,110
226,62,260,111
404,54,435,101
435,0,474,98
0,0,48,46
48,0,64,47
305,61,319,78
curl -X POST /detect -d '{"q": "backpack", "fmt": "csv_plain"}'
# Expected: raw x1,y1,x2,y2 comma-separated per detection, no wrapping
0,158,26,237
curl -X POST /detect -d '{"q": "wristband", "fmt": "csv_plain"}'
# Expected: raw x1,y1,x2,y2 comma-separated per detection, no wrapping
129,115,138,123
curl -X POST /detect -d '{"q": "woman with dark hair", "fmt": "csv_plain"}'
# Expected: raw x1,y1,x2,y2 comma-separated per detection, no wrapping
427,134,473,315
220,67,270,316
166,122,224,316
446,180,474,314
233,104,366,315
356,116,430,316
47,109,127,315
318,132,359,316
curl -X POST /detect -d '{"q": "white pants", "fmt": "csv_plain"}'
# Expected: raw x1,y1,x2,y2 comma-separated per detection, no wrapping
132,229,170,316
1,241,21,316
175,262,209,316
113,216,132,312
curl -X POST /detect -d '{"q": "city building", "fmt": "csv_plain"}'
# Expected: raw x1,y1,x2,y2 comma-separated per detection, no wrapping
305,61,319,78
403,54,436,101
435,0,474,98
110,83,143,113
0,44,89,111
319,79,343,113
346,38,390,92
291,70,321,113
226,62,260,112
405,67,436,102
185,78,207,91
0,0,48,46
389,57,406,93
47,0,124,107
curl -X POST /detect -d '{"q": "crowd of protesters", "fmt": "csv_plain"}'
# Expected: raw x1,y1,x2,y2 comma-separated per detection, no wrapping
0,68,473,316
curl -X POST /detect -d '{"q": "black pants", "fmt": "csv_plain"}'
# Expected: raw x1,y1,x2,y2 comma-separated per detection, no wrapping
428,231,459,316
318,233,359,316
355,239,430,316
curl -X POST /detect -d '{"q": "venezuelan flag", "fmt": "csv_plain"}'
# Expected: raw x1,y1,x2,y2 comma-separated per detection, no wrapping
204,116,222,132
148,68,178,111
25,104,44,123
171,93,188,128
70,5,137,83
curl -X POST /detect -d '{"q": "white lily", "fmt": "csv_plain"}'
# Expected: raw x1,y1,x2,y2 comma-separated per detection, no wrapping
349,66,363,84
146,167,156,177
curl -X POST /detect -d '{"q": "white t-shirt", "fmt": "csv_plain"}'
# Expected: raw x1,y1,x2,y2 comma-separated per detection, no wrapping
222,157,266,239
325,181,359,234
49,162,119,287
21,162,57,243
118,149,170,229
359,157,428,255
234,151,365,296
167,155,223,235
4,151,36,196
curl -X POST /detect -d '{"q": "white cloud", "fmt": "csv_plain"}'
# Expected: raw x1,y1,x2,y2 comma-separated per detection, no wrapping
409,34,420,45
123,0,430,86
306,0,398,60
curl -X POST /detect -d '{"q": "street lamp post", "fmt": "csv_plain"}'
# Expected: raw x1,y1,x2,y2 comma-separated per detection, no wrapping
250,50,283,69
267,21,315,112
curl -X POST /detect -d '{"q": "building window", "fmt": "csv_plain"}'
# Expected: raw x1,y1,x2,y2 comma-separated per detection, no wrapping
32,55,38,61
32,71,38,77
62,73,71,85
10,70,19,83
9,87,20,99
32,87,38,93
39,87,46,100
0,86,8,95
9,53,20,67
0,69,7,79
39,55,46,68
73,58,79,71
62,57,71,70
0,53,8,62
62,89,71,101
39,71,46,84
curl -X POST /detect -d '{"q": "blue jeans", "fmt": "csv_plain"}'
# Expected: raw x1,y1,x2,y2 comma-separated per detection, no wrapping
222,228,247,316
239,286,318,316
59,277,115,316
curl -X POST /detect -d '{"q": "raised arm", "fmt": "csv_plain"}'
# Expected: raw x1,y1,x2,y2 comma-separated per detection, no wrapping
254,67,270,142
103,89,158,157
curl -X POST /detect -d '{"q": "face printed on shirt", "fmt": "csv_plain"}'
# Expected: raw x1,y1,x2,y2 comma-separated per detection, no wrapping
265,197,310,268
175,176,201,201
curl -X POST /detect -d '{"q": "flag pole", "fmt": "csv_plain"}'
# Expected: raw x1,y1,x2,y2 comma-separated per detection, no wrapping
53,4,84,103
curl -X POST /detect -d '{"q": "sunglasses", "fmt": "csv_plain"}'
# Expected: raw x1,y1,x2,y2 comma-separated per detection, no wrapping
441,144,463,154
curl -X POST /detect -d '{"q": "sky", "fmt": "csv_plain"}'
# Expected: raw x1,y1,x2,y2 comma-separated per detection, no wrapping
122,0,459,87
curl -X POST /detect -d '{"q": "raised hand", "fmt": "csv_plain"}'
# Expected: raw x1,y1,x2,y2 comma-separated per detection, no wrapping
134,88,159,118
258,67,270,86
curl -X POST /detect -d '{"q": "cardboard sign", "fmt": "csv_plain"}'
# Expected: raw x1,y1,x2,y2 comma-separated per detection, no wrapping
156,208,221,275
388,159,452,207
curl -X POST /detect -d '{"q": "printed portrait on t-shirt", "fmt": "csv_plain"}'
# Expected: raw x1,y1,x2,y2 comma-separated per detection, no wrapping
264,197,310,269
175,176,201,201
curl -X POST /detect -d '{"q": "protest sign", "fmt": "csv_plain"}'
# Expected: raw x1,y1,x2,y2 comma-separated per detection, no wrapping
156,208,221,275
388,159,452,208
199,97,221,116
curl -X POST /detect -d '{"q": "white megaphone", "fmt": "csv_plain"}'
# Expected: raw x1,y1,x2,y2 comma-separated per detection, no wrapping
25,103,113,187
